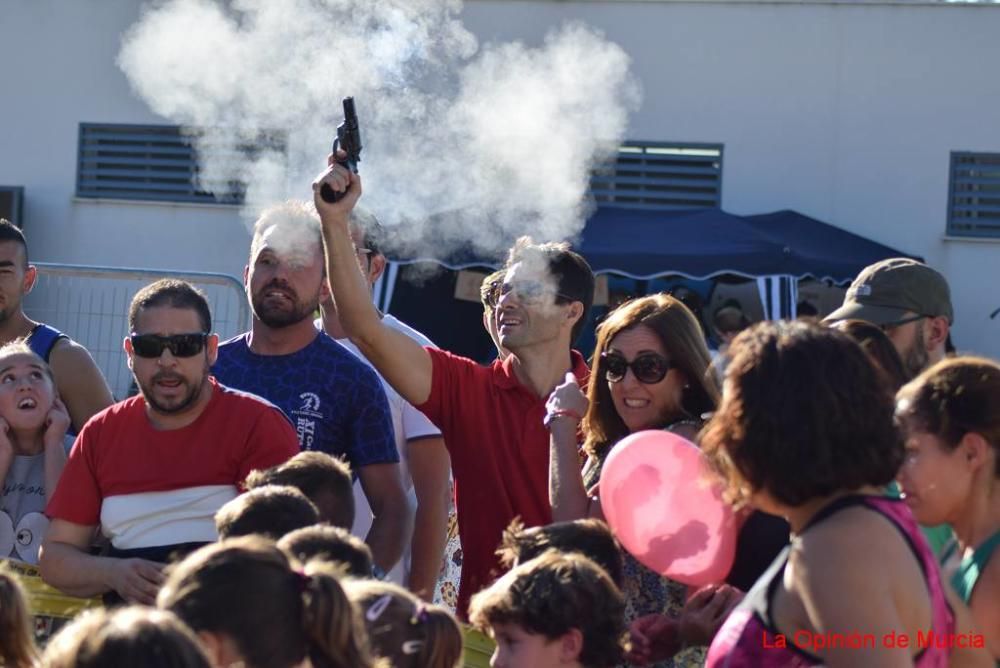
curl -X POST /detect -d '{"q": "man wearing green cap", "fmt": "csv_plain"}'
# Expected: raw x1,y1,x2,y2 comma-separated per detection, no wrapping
825,257,955,557
824,257,953,377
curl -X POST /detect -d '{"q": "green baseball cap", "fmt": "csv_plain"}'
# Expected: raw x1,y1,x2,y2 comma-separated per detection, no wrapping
824,258,953,326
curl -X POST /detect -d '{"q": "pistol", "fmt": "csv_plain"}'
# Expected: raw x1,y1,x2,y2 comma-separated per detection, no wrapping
320,96,362,203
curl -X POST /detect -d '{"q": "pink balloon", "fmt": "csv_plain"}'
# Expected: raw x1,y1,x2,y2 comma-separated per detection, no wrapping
599,430,737,587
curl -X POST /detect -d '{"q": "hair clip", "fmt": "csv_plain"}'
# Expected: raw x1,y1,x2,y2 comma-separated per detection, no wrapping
409,602,429,625
293,569,310,593
402,640,425,655
366,594,393,622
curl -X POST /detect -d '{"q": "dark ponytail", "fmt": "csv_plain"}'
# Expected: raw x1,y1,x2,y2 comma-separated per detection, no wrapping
301,561,382,668
159,537,382,668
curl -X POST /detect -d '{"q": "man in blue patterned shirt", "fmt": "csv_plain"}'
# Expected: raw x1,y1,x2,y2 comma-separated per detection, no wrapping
212,200,410,574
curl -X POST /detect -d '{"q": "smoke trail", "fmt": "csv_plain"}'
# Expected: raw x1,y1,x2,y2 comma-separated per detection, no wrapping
118,0,640,260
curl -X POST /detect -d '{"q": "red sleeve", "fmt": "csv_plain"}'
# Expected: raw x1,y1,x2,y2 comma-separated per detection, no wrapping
237,406,301,488
415,347,479,433
45,422,103,526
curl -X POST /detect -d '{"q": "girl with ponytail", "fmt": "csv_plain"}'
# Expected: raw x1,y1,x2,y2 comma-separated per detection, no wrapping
345,579,463,668
157,535,383,668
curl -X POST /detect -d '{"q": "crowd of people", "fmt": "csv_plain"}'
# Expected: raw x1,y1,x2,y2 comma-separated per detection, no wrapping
0,153,995,668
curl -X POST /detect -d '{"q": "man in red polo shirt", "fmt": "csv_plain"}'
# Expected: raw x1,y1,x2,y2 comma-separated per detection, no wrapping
313,160,594,616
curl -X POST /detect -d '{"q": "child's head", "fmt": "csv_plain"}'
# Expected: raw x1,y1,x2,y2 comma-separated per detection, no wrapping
344,579,463,668
0,566,38,668
0,341,55,433
245,451,354,528
158,536,380,668
278,524,374,578
497,518,624,587
215,484,320,540
469,551,627,668
42,607,211,668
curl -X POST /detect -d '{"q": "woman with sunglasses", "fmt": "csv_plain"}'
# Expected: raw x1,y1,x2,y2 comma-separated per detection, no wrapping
547,294,725,667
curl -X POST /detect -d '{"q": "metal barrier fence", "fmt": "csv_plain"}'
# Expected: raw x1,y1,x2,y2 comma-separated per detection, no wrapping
25,263,250,400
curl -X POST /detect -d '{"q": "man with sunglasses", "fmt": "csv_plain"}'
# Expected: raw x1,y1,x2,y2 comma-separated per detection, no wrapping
212,200,410,578
312,158,594,617
824,257,954,377
39,280,299,604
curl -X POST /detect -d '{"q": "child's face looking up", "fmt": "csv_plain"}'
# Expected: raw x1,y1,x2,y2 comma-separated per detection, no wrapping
0,353,55,432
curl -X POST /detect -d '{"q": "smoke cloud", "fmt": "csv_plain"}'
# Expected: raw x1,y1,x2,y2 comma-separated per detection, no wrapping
118,0,640,261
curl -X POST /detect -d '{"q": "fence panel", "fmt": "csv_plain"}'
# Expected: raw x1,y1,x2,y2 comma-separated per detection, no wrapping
24,263,249,400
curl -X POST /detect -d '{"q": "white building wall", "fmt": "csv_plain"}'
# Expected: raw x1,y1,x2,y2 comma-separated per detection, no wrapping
459,0,1000,357
1,1,997,356
0,0,252,278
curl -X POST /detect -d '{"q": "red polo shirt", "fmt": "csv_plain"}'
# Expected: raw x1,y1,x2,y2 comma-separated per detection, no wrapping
417,347,589,617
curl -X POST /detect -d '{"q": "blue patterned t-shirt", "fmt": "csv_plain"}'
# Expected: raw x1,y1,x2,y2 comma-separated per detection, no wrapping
212,332,397,470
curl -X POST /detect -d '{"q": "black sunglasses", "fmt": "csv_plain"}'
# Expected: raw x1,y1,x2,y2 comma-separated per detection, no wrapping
492,280,574,306
879,314,927,332
602,352,672,385
130,333,209,359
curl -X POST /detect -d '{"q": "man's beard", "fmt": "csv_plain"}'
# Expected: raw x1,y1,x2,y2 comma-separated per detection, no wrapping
0,301,17,325
251,284,319,329
903,324,930,377
138,368,206,415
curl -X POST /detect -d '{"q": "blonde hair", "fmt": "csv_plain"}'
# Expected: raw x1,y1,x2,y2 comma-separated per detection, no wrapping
0,565,38,668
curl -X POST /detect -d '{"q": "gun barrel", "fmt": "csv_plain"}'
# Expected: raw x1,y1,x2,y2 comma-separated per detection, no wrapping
343,96,357,124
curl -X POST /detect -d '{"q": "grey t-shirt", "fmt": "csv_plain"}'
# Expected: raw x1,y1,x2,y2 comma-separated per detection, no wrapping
1,454,48,564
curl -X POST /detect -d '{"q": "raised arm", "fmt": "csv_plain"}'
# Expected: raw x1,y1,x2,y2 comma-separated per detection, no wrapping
0,421,13,499
547,373,597,521
48,339,115,431
42,397,71,504
313,158,433,405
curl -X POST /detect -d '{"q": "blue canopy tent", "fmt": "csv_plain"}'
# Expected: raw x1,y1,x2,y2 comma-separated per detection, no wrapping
376,206,915,321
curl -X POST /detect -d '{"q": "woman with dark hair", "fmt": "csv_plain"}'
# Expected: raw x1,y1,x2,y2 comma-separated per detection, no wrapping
896,356,1000,662
158,536,384,668
547,294,732,667
701,321,984,667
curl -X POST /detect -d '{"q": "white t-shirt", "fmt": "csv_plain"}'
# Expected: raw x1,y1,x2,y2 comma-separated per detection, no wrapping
315,314,443,584
1,454,48,564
